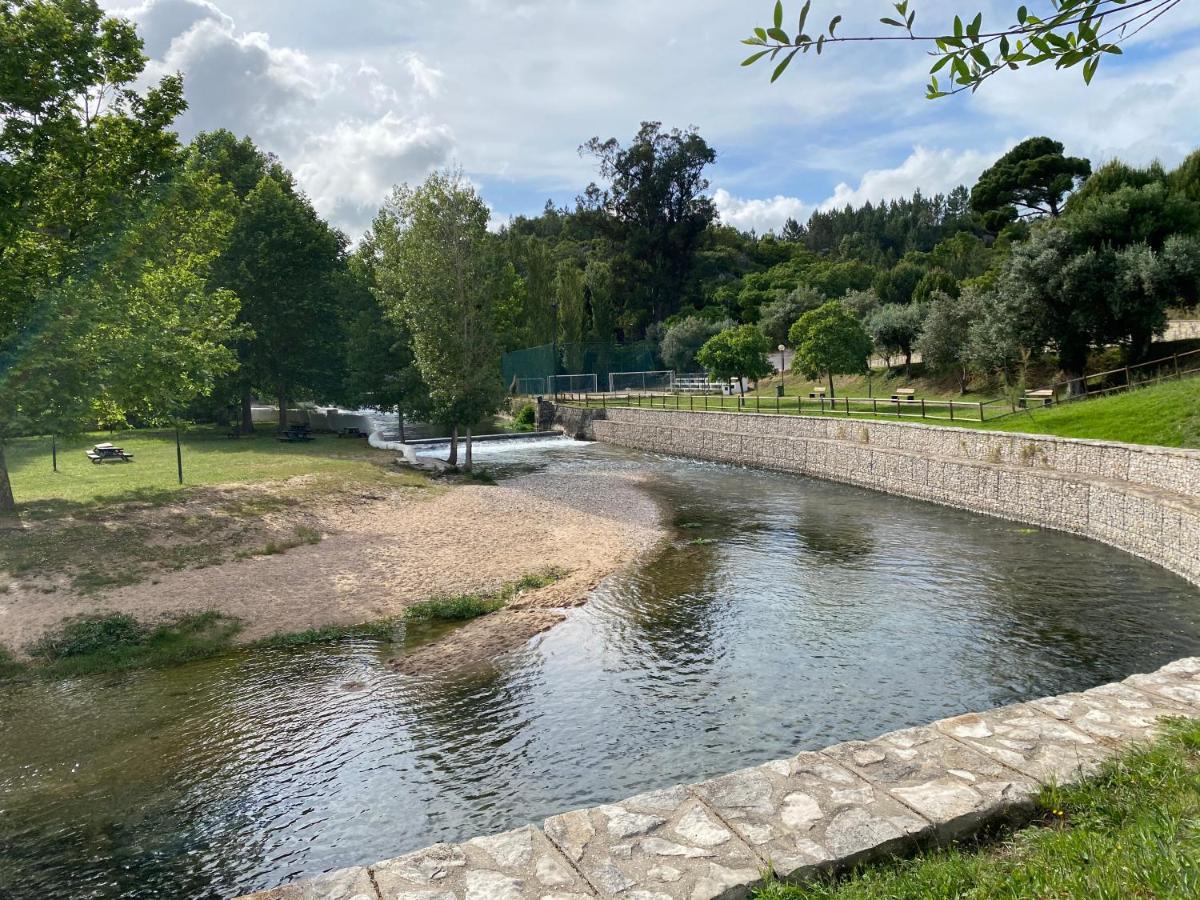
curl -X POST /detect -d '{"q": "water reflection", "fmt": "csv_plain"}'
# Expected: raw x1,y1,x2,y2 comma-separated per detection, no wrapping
2,443,1199,899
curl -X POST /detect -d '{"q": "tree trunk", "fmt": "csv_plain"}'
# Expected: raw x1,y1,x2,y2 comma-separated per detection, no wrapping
827,372,835,400
277,389,288,432
398,413,406,444
904,351,913,380
958,366,969,396
447,426,458,466
0,444,15,514
464,426,473,473
240,391,255,434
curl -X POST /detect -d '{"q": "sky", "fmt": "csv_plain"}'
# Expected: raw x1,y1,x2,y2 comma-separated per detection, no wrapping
106,0,1200,239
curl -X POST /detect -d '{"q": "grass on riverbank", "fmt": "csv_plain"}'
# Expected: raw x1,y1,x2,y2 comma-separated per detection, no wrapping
3,427,422,510
755,718,1200,899
403,570,567,623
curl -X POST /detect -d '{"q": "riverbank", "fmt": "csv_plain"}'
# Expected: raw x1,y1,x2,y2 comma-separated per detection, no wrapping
0,445,664,673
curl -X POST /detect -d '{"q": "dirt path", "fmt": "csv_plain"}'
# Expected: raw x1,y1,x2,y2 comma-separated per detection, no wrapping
0,469,664,669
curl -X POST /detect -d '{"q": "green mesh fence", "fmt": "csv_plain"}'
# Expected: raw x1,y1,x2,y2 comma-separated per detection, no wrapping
502,341,660,393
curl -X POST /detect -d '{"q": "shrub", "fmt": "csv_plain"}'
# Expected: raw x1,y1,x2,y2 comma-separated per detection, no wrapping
514,402,537,430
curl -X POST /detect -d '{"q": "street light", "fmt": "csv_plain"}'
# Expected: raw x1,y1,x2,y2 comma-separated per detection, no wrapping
778,345,787,396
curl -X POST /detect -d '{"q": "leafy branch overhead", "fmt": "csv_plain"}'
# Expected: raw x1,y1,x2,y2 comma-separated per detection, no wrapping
741,1,1176,97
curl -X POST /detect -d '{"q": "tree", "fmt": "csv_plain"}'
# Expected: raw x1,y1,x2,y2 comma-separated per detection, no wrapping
788,302,873,398
840,288,881,321
220,176,347,432
873,259,927,305
971,137,1092,230
917,289,985,393
757,286,824,347
585,258,617,343
661,316,734,373
556,262,587,373
696,325,774,402
580,122,717,327
867,303,928,377
375,170,505,471
912,268,960,305
0,0,238,512
742,2,1149,96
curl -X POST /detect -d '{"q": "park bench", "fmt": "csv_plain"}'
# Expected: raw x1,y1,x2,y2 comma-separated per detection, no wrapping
1021,389,1056,408
337,427,366,438
808,387,827,400
85,443,134,464
891,388,917,402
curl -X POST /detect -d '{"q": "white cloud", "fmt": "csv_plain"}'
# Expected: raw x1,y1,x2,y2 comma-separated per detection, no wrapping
712,189,810,234
404,54,444,99
821,146,1001,210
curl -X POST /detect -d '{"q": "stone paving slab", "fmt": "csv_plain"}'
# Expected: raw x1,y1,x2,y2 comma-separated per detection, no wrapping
934,704,1116,784
371,825,594,900
822,725,1038,842
1031,681,1193,744
543,784,761,899
241,866,379,900
1125,657,1200,709
690,751,928,882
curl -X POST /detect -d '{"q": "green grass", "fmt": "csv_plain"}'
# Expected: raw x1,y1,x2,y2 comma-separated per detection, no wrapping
5,611,244,680
756,718,1200,900
3,427,424,509
403,569,566,623
251,619,403,650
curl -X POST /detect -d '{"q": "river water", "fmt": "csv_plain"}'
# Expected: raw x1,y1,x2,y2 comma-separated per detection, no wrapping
3,441,1199,899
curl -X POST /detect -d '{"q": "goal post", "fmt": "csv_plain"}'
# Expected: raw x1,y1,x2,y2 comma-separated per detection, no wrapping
608,370,675,393
512,376,548,396
549,373,598,394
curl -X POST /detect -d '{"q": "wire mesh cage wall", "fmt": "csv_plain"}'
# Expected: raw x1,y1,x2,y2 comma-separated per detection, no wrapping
502,341,660,393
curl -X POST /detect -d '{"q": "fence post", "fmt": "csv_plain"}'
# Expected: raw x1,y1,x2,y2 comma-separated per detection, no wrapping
920,399,926,419
756,394,761,413
845,396,850,416
1125,366,1132,391
690,395,694,412
704,393,708,412
1175,354,1181,379
978,402,984,422
776,394,780,414
949,401,955,422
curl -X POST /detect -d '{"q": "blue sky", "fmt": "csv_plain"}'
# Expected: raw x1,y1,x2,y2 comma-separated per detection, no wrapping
108,0,1200,237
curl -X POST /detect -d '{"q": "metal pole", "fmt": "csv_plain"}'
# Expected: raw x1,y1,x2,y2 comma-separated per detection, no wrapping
52,435,57,473
176,426,184,484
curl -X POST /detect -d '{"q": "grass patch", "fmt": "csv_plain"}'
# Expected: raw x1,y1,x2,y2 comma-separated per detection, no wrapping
6,612,243,680
235,525,322,560
252,619,402,650
404,569,566,623
755,718,1200,900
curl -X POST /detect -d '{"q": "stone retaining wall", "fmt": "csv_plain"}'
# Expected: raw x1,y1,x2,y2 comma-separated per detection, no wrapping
576,407,1200,588
244,407,1200,900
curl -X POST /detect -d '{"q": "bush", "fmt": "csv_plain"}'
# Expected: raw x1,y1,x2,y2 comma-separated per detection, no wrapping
30,614,145,660
514,402,537,430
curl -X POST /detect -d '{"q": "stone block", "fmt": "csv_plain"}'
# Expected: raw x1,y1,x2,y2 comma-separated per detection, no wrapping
1125,657,1200,710
371,825,593,900
241,867,379,900
934,704,1114,784
690,751,928,883
823,725,1038,843
1032,681,1192,743
544,784,760,900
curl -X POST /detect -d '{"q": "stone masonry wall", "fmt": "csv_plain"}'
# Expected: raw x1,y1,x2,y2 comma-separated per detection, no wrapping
570,406,1200,588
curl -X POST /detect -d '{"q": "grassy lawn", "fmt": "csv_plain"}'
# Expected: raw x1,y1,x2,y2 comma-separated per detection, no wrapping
3,427,417,509
755,718,1200,900
575,377,1200,449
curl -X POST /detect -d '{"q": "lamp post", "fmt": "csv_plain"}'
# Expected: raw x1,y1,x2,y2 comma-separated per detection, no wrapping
778,345,787,395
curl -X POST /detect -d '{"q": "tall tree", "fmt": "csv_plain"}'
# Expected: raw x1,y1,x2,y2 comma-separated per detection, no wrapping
971,137,1092,230
0,0,237,511
917,289,984,393
580,122,717,328
555,262,587,374
696,325,774,402
375,170,505,471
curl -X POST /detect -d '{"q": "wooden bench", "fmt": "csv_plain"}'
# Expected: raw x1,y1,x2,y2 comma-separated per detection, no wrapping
1022,389,1056,408
808,387,827,400
891,388,916,401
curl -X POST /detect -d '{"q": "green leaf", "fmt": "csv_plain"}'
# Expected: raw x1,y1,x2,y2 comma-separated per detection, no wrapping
880,17,904,27
828,14,841,36
798,0,811,35
773,0,783,30
954,15,963,38
1083,55,1099,84
930,54,952,73
754,27,768,40
967,13,983,40
970,46,990,67
1017,5,1028,24
741,50,771,66
771,48,800,82
816,34,825,54
767,27,790,43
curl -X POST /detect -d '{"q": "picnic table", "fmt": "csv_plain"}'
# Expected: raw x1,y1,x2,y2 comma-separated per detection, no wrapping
337,427,366,439
86,443,134,464
891,388,917,401
1021,389,1056,408
277,424,314,443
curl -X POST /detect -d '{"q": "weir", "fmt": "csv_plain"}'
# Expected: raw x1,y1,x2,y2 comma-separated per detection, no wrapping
243,406,1200,900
